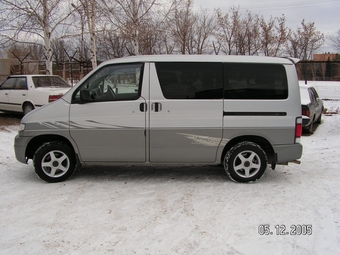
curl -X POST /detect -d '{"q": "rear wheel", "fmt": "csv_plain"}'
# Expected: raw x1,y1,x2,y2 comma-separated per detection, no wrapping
307,120,314,133
33,141,76,183
224,142,267,183
316,112,322,123
23,103,34,115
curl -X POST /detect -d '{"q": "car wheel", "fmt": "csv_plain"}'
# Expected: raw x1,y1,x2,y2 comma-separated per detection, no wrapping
224,141,267,183
23,103,34,115
307,120,314,133
33,141,76,183
316,113,322,123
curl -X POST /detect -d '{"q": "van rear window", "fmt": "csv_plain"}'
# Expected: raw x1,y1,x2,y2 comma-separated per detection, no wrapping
224,63,288,99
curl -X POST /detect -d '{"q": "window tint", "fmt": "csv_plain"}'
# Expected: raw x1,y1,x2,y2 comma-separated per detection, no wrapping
224,64,288,99
155,62,223,99
17,77,27,89
310,87,319,99
0,77,27,89
308,88,316,102
33,76,70,88
50,76,70,87
0,77,17,89
72,63,143,103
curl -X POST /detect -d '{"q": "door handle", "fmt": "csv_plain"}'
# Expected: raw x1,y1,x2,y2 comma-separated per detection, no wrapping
139,103,147,112
152,102,162,112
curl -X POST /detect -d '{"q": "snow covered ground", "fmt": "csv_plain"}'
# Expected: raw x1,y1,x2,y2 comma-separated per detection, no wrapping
1,81,339,255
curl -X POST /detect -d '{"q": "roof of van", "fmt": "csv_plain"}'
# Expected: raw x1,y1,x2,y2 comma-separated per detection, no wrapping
100,55,299,65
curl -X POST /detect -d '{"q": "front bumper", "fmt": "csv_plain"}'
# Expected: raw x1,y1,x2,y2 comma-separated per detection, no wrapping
14,135,31,164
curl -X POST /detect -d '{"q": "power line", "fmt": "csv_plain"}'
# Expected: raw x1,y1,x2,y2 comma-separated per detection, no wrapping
194,0,340,12
238,0,340,11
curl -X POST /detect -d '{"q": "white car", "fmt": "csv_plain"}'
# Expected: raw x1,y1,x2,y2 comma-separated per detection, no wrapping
0,75,71,115
300,85,324,133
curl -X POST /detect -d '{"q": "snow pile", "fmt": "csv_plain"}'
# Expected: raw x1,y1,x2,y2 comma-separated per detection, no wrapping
0,82,339,254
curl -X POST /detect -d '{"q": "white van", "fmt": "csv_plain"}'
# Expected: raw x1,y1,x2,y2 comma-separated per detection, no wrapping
14,55,303,183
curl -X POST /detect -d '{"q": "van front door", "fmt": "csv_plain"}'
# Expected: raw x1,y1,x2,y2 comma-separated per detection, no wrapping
69,62,147,163
148,62,224,163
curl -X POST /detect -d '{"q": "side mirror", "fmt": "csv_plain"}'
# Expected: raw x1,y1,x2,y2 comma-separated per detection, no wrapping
80,89,91,101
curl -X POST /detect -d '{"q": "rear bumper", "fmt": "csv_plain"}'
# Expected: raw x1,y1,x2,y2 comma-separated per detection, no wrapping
273,143,303,163
302,115,311,127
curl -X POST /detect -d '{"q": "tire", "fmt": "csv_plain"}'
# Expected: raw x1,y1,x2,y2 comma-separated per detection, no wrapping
307,120,314,134
33,141,76,183
316,113,322,124
23,103,34,115
224,142,267,183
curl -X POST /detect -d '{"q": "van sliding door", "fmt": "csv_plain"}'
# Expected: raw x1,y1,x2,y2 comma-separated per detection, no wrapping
148,62,224,163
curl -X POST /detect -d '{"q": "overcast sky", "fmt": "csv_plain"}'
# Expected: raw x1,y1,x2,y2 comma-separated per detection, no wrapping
193,0,340,52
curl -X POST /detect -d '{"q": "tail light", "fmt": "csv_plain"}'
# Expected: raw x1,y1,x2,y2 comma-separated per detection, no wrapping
302,109,310,116
295,117,302,143
49,95,63,103
301,106,310,116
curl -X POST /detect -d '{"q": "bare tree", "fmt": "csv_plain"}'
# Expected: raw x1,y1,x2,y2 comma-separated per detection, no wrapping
74,0,98,68
187,9,216,54
286,19,324,60
215,8,298,57
154,21,176,54
215,6,261,56
0,0,75,74
51,39,75,79
233,11,261,55
329,30,340,52
138,19,163,55
52,40,70,65
171,0,196,54
214,7,240,55
287,20,324,82
99,0,177,56
97,31,127,59
243,12,262,55
259,15,290,57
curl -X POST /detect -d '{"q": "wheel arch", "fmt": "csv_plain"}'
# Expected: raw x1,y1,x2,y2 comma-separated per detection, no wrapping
25,134,76,161
221,135,275,164
22,100,35,112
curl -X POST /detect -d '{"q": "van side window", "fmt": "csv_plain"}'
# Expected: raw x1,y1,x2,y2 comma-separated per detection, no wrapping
224,64,288,99
72,63,143,103
155,62,223,99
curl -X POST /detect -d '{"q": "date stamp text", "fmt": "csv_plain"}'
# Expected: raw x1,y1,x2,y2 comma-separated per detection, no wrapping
258,224,313,235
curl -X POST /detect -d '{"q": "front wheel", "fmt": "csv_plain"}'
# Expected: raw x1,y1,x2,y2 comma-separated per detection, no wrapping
33,141,76,183
224,142,267,183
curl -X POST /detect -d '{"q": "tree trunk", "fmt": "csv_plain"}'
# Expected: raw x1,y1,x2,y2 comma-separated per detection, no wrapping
89,0,97,68
43,0,53,75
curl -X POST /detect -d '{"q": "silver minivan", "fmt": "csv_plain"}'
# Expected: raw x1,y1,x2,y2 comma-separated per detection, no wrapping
14,55,303,183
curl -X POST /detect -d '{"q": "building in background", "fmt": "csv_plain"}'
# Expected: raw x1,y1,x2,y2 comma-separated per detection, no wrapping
313,53,340,81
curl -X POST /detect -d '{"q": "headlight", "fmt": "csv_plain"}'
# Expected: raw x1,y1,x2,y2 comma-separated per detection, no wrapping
19,123,26,132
